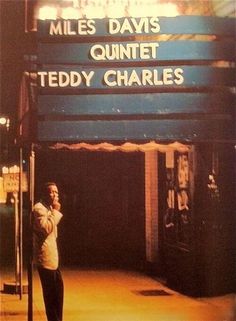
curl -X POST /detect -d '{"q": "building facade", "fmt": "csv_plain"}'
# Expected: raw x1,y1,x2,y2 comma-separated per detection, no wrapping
15,0,236,296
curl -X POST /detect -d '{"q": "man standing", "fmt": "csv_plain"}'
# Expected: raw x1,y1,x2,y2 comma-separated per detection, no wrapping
33,182,64,321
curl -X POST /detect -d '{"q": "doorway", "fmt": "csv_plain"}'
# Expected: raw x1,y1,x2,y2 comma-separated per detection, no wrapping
35,150,146,269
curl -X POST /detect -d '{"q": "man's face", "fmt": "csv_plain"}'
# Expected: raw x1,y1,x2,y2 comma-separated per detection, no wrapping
46,184,59,204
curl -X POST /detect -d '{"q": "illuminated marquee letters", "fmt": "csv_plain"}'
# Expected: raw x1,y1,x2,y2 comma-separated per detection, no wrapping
108,17,161,34
49,19,96,35
38,71,95,87
103,68,184,87
90,43,159,61
39,17,186,89
37,68,184,88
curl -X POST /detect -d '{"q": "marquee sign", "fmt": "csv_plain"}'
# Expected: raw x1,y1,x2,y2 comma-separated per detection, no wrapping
37,118,233,142
35,15,236,142
38,66,235,90
38,41,235,64
37,92,234,116
38,16,235,38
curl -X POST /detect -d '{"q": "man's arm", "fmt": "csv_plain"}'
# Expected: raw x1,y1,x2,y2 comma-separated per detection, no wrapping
33,203,63,236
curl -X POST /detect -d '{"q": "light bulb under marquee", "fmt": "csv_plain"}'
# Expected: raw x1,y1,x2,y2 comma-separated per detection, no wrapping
37,2,179,20
106,4,126,18
61,7,82,19
38,6,57,20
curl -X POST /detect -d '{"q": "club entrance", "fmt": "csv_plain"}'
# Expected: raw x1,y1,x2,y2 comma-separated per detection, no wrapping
35,150,146,269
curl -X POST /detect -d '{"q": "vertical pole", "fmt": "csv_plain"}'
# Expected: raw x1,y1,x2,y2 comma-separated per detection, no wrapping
19,147,23,299
24,0,28,32
28,147,35,321
13,191,20,295
14,191,19,288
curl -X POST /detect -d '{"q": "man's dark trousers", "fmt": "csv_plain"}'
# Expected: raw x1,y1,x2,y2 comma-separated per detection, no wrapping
38,267,64,321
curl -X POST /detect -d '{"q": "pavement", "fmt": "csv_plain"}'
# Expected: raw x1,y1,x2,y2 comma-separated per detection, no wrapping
0,267,236,321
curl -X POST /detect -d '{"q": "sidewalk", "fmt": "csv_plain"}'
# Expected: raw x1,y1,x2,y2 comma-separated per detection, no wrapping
1,268,236,321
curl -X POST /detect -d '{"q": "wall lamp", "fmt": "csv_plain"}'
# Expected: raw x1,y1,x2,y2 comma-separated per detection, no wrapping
0,116,10,131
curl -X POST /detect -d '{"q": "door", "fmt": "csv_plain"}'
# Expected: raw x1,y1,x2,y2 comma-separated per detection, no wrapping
35,150,146,269
159,148,195,294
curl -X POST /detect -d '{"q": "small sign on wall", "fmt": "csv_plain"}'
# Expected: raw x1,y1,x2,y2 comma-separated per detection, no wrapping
3,173,28,193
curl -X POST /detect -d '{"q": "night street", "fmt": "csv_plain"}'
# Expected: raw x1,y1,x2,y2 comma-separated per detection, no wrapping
0,2,236,321
1,268,236,321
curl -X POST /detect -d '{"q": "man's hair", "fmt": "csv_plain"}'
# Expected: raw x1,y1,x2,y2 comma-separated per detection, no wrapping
41,182,57,197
